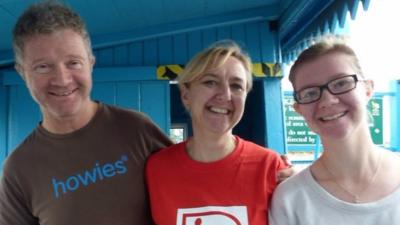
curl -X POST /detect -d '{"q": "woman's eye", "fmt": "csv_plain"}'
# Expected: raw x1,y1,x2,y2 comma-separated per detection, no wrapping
34,64,51,74
231,83,244,92
202,80,217,87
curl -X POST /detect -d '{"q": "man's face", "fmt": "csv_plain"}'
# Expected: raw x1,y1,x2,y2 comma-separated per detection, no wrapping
19,28,95,123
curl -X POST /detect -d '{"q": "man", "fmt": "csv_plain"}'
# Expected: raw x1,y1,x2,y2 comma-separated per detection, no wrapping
0,1,172,225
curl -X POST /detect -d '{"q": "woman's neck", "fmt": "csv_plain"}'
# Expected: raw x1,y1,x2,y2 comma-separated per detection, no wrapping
186,133,236,163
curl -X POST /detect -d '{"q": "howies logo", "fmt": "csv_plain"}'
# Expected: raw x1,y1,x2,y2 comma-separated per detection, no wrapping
176,206,249,225
52,155,129,198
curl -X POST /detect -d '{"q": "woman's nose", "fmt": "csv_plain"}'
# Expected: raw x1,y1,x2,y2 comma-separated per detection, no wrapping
216,83,232,101
318,88,339,108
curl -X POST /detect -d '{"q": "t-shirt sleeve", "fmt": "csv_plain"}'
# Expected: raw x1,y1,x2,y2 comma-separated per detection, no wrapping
142,116,173,153
0,163,37,225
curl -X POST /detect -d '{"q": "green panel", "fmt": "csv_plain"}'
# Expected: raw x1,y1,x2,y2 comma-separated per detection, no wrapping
367,97,383,145
284,96,318,145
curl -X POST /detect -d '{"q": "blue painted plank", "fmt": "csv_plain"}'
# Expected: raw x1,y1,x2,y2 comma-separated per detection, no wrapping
187,31,203,60
114,45,129,66
140,81,170,133
129,42,144,66
4,67,158,84
231,24,247,50
217,26,232,40
96,48,114,67
173,33,188,64
93,67,157,82
259,21,278,62
202,28,217,49
144,39,158,66
245,22,261,62
0,77,7,171
91,83,116,105
158,36,174,65
8,86,41,154
116,82,140,111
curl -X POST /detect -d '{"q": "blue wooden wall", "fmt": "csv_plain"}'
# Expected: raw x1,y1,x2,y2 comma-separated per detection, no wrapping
0,19,287,171
0,73,7,170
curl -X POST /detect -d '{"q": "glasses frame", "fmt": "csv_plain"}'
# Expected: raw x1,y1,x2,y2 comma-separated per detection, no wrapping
294,74,360,104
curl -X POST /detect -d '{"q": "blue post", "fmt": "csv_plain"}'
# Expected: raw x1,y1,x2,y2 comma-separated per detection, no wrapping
314,135,321,160
390,80,400,151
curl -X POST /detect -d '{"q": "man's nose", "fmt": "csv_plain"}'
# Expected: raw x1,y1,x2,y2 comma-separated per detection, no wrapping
51,65,72,86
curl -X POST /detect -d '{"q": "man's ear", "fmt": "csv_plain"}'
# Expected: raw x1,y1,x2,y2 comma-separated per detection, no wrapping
89,55,96,72
14,63,26,81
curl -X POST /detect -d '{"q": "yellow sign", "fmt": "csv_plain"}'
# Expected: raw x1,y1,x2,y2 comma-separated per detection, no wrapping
156,64,184,80
156,62,282,80
252,63,282,77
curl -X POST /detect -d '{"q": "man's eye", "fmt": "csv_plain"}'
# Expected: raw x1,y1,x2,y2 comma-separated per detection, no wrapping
69,60,83,69
34,64,51,74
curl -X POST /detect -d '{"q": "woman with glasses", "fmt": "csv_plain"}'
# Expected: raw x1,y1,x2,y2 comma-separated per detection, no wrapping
270,36,400,225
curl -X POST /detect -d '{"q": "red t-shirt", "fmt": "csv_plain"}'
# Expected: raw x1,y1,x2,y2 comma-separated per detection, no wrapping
146,136,286,225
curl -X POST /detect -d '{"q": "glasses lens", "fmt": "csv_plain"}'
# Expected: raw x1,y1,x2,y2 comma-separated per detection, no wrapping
296,87,320,104
328,76,356,94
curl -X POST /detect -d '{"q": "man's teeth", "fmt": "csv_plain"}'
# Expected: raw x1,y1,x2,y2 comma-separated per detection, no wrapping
210,107,228,114
55,90,73,96
321,112,345,121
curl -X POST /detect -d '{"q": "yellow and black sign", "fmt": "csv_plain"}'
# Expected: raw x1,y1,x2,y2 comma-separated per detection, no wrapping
156,64,184,80
252,63,282,77
156,62,282,80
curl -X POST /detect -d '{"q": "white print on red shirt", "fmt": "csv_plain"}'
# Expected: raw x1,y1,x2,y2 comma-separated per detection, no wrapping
176,206,248,225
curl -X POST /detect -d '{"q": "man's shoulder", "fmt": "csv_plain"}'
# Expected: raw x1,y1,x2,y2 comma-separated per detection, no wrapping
101,103,153,126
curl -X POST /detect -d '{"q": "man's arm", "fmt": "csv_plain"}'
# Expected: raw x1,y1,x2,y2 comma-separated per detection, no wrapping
0,166,37,225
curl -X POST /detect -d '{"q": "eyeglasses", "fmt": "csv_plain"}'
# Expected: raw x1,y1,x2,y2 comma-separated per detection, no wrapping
294,74,360,104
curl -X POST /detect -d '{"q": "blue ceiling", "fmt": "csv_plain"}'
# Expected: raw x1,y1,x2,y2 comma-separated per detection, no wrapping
0,0,370,66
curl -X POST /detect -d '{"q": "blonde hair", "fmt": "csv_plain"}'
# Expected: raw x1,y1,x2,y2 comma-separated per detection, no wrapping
289,35,363,88
178,40,253,92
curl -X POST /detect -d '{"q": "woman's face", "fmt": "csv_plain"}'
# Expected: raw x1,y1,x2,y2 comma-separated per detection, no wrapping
181,56,248,136
293,52,373,140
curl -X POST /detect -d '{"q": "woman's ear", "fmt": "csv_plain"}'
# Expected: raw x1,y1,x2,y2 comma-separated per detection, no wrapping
364,79,374,101
180,84,191,111
293,102,304,117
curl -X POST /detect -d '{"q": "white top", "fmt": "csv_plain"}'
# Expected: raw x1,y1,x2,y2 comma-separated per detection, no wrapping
270,167,400,225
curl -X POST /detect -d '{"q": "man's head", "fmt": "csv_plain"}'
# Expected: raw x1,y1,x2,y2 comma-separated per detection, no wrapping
12,1,97,133
13,0,93,70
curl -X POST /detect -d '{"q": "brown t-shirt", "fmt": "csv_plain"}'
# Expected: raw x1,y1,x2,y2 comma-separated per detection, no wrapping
0,103,172,225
